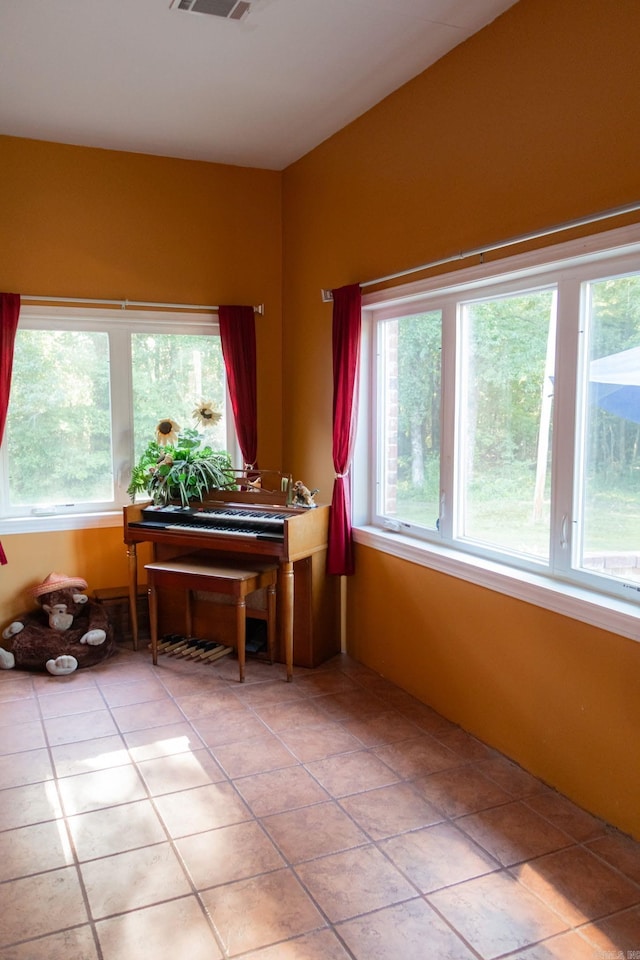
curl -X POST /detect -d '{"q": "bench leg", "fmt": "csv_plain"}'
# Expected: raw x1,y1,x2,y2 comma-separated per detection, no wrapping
236,598,246,682
185,589,193,638
148,580,159,666
266,582,276,664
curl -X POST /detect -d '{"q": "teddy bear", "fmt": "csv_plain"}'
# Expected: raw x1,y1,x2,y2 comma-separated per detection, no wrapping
0,572,116,676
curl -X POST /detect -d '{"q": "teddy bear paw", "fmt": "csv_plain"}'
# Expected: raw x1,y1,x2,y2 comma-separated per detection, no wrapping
80,629,106,646
0,648,16,670
2,621,24,641
46,655,79,676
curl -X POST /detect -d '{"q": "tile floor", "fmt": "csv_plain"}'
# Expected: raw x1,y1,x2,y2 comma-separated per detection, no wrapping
1,644,639,960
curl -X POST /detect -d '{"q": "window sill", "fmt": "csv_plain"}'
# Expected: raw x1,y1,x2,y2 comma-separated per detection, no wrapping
0,511,123,536
353,525,640,644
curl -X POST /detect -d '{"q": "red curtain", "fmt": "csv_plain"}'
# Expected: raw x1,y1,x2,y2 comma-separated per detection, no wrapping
218,305,258,469
327,283,362,575
0,293,21,565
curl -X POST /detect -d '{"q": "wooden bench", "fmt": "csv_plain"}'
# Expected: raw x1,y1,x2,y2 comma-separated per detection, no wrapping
144,554,279,682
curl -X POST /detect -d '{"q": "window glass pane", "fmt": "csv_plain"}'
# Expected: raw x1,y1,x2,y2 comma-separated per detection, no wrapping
131,333,228,457
378,311,441,528
580,274,640,586
7,330,113,506
458,288,556,559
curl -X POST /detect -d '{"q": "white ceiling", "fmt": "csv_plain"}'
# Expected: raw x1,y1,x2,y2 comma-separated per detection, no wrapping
0,0,518,170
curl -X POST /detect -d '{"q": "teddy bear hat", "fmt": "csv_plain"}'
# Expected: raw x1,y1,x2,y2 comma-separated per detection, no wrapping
31,572,88,598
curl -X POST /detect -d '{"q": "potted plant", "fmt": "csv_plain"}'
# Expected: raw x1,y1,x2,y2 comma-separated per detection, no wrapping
127,401,235,507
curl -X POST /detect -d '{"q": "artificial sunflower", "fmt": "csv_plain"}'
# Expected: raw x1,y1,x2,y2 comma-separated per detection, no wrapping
155,418,180,445
192,400,222,429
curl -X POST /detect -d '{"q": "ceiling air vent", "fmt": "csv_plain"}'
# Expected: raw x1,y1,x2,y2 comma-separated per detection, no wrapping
171,0,252,20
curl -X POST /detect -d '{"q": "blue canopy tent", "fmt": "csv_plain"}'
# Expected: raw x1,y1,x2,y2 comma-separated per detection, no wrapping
590,346,640,423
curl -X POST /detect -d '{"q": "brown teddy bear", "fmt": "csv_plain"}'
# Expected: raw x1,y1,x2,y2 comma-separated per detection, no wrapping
0,572,116,676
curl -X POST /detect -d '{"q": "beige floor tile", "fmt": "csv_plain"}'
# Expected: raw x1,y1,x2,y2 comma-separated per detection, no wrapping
176,820,285,888
200,867,324,956
525,789,607,843
80,842,192,918
381,821,499,892
277,721,363,762
433,726,492,761
339,710,423,747
339,781,442,839
304,750,398,798
96,895,223,960
173,687,245,718
262,800,368,862
512,846,640,925
50,734,131,778
0,720,47,754
100,677,170,707
43,709,118,746
57,763,147,816
373,734,461,779
580,904,640,954
231,678,306,706
0,674,36,702
477,754,548,798
38,686,107,719
295,671,361,697
136,747,225,795
110,697,186,733
67,798,166,860
0,779,62,831
295,845,417,922
412,763,512,817
211,732,298,779
585,830,640,884
313,689,388,721
123,720,204,761
456,800,574,866
0,819,74,882
153,780,252,837
252,699,335,732
506,930,600,959
234,765,329,817
0,697,41,725
428,870,568,958
238,928,352,959
0,867,88,947
337,898,477,960
192,710,270,748
0,924,99,959
0,747,54,789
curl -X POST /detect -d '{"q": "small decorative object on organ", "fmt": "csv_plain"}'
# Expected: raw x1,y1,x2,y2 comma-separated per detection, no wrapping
292,480,319,508
0,572,116,676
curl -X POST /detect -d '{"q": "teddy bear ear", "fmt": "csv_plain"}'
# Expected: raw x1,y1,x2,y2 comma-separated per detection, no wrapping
73,594,89,604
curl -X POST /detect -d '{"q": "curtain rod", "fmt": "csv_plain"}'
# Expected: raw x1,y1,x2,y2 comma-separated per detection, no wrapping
320,200,640,302
21,295,264,315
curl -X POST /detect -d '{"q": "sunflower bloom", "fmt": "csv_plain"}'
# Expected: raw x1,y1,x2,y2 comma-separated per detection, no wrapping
155,418,180,445
192,401,221,429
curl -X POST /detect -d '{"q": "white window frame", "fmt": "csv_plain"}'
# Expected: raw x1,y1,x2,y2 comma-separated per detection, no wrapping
354,223,640,642
0,306,239,535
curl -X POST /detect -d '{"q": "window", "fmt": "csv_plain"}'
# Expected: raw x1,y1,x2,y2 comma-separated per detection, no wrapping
0,307,236,531
361,224,640,628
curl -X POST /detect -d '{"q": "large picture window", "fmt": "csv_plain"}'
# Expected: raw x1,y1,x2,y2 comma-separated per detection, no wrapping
363,225,640,617
0,307,235,530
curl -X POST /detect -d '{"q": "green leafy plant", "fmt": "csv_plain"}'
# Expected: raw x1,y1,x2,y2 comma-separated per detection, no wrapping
128,415,235,506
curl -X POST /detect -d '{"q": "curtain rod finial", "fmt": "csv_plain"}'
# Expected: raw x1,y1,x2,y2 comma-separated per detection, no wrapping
255,304,264,315
321,289,334,303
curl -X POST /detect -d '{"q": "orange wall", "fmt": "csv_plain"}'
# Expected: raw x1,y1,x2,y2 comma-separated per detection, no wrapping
281,0,640,836
0,136,282,617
